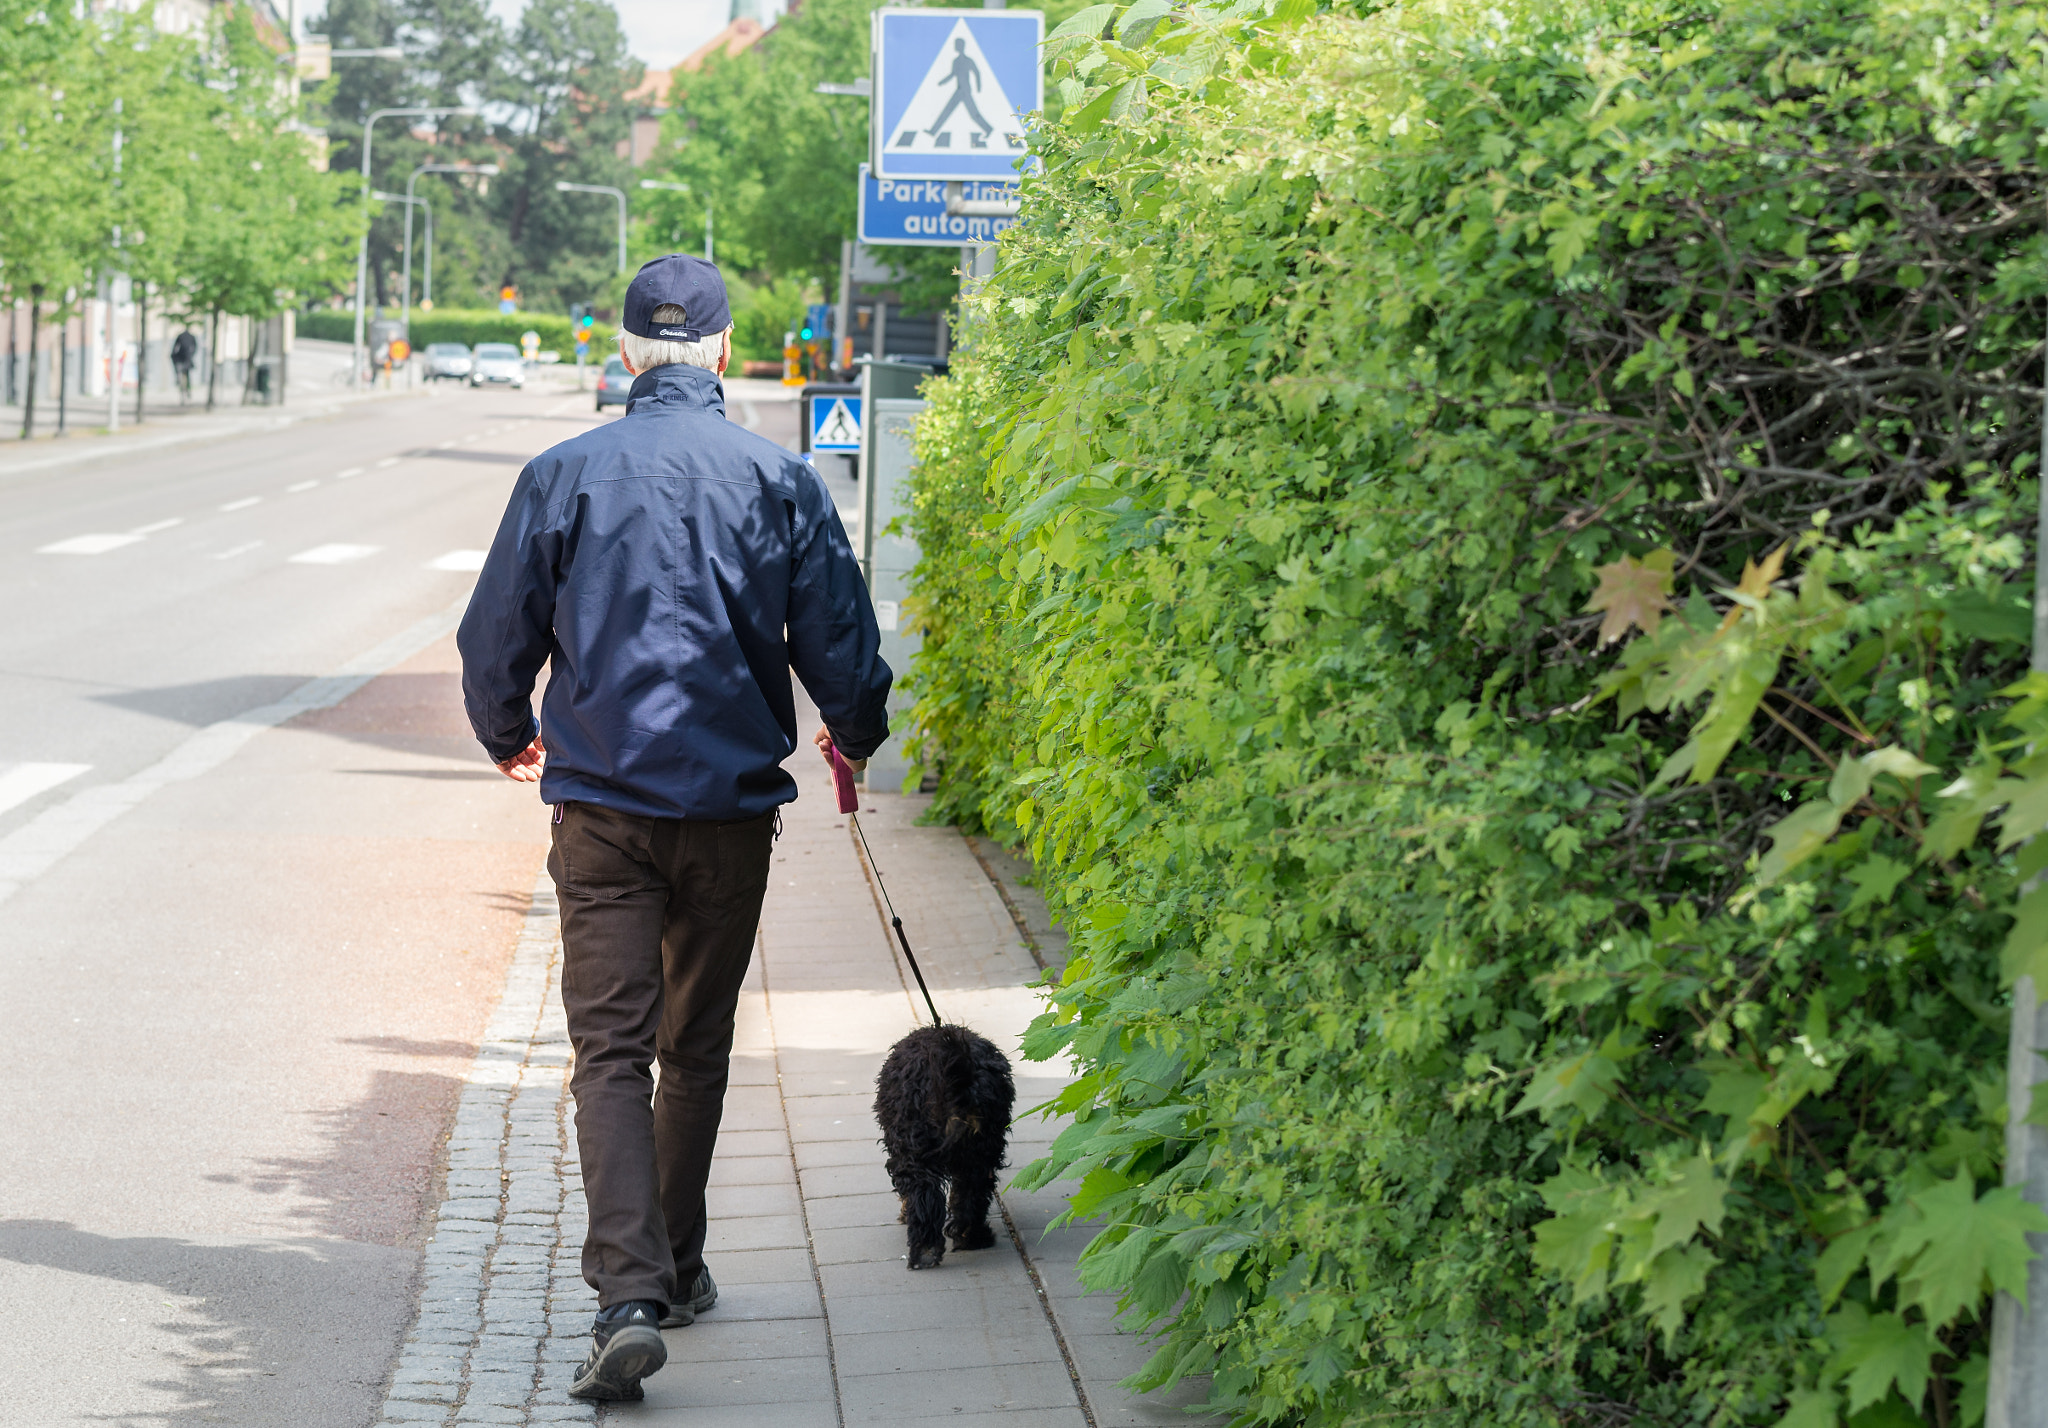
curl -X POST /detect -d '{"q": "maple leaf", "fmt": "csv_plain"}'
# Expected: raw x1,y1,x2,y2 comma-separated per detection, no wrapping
1825,1303,1933,1412
1717,541,1789,631
1584,549,1676,645
1886,1171,2048,1328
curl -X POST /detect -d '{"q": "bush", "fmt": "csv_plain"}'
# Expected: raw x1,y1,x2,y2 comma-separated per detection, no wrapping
297,307,578,359
905,0,2048,1423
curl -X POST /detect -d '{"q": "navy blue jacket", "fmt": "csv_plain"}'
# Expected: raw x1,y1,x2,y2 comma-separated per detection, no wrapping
457,362,892,819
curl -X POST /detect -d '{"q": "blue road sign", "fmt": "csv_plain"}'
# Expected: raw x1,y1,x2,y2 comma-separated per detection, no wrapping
812,395,863,452
872,8,1042,182
858,165,1019,247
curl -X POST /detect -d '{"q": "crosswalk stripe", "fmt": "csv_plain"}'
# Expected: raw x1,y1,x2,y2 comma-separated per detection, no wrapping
38,534,143,555
289,543,381,565
427,549,488,572
0,763,90,818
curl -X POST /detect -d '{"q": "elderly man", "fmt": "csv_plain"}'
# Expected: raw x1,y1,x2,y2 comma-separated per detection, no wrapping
457,254,892,1401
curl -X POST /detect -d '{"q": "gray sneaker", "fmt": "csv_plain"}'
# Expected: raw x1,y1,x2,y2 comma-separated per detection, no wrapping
660,1268,718,1328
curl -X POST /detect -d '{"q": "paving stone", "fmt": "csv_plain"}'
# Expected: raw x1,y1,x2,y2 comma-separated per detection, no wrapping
635,1354,837,1408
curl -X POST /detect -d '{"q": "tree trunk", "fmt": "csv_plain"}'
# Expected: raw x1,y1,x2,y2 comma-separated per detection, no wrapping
205,307,220,411
21,288,41,439
134,282,146,426
55,317,67,436
7,301,16,407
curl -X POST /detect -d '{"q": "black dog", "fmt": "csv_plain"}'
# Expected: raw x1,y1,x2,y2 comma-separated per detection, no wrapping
873,1023,1015,1269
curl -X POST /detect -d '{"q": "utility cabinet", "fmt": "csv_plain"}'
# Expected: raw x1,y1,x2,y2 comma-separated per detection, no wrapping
856,360,930,792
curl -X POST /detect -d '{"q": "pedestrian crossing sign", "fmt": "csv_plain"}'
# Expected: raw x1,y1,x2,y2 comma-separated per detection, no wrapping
811,396,862,452
872,8,1042,182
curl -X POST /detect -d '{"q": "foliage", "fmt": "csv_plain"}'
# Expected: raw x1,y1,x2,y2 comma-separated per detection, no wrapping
311,0,639,314
905,0,2048,1423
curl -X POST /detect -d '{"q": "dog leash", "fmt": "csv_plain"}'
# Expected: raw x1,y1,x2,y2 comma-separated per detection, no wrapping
827,742,944,1029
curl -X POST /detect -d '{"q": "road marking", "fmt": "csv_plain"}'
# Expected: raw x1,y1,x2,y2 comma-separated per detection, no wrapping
437,439,457,449
0,592,473,908
335,466,366,479
462,433,479,443
376,456,400,468
0,763,90,818
213,540,263,560
130,517,183,536
219,497,261,512
427,549,488,572
289,543,381,565
39,533,143,555
286,480,319,493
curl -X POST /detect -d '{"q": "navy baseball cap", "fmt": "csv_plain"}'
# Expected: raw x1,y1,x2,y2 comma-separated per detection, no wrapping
622,254,731,340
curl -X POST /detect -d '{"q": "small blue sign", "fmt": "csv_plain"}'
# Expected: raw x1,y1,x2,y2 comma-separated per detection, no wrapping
872,8,1042,182
857,166,1018,247
575,339,589,357
812,395,863,452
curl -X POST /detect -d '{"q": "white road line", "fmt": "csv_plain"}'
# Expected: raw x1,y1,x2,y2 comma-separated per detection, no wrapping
376,456,400,468
437,439,457,449
0,593,472,908
286,480,319,493
335,466,366,479
427,549,488,572
212,540,263,560
288,543,381,565
39,534,143,555
130,518,183,536
0,763,91,819
219,497,261,512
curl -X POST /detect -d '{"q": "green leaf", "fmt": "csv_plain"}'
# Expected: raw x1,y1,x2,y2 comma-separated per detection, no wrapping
1815,1220,1879,1308
1887,1172,2048,1327
1825,1303,1934,1412
1756,799,1847,887
1844,855,1910,913
1776,1387,1840,1428
1640,1243,1715,1344
1514,1045,1622,1122
1643,1155,1728,1260
1689,647,1779,784
2003,881,2048,988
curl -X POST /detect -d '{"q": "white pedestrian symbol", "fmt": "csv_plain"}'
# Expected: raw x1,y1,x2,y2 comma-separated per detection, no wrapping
892,19,1028,155
817,399,861,447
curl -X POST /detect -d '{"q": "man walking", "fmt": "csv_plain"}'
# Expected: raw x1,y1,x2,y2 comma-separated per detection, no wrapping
457,254,893,1402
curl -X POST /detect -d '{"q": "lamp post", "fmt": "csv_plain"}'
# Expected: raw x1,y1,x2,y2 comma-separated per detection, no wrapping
404,163,499,326
555,181,629,273
352,105,472,385
639,180,709,263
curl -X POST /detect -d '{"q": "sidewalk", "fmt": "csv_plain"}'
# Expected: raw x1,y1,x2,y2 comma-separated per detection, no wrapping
369,705,1220,1428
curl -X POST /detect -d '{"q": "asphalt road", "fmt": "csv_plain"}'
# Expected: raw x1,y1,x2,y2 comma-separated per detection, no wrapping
0,371,815,1426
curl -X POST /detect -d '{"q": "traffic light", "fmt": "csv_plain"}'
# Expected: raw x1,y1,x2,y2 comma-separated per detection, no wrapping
580,313,595,332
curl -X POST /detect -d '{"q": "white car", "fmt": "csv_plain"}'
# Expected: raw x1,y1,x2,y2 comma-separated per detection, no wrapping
470,343,525,388
422,342,472,381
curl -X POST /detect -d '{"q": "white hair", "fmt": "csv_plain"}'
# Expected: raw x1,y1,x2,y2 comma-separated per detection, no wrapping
620,303,728,373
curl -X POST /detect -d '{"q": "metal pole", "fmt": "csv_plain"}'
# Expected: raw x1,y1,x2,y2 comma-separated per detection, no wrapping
1989,239,2048,1427
424,197,434,309
617,189,627,274
402,172,417,331
706,207,713,264
108,96,121,433
352,108,471,387
555,183,630,274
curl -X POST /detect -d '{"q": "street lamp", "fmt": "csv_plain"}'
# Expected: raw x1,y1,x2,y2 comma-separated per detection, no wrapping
639,180,711,263
405,163,499,326
372,191,427,357
352,106,473,385
556,181,629,274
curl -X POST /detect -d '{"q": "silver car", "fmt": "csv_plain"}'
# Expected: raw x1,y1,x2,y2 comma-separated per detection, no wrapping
422,342,472,381
470,342,525,388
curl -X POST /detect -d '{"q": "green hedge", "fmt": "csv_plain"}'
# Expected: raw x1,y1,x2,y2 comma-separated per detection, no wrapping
297,307,579,359
906,0,2048,1423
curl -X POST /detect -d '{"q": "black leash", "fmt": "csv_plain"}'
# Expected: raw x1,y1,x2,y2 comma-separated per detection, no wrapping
848,810,944,1028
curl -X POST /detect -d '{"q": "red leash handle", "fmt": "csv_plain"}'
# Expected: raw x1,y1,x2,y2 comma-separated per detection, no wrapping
826,741,860,814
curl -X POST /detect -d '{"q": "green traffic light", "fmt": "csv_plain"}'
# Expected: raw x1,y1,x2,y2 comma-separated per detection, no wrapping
800,327,813,340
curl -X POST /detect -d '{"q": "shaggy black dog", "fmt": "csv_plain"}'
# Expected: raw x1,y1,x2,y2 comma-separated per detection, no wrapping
873,1023,1016,1270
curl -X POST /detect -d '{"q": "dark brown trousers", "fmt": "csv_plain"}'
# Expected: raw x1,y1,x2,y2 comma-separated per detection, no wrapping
549,800,777,1311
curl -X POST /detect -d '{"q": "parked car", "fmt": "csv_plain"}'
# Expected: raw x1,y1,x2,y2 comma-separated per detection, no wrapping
470,343,525,389
422,342,473,381
594,356,632,411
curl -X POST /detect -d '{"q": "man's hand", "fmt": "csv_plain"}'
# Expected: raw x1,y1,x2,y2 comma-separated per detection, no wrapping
813,724,866,772
497,736,546,783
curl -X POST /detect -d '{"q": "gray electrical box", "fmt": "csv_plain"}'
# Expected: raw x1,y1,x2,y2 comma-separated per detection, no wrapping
857,360,930,792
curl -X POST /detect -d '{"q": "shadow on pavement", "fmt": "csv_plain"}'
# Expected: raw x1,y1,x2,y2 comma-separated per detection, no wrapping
0,1219,406,1428
92,675,312,728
